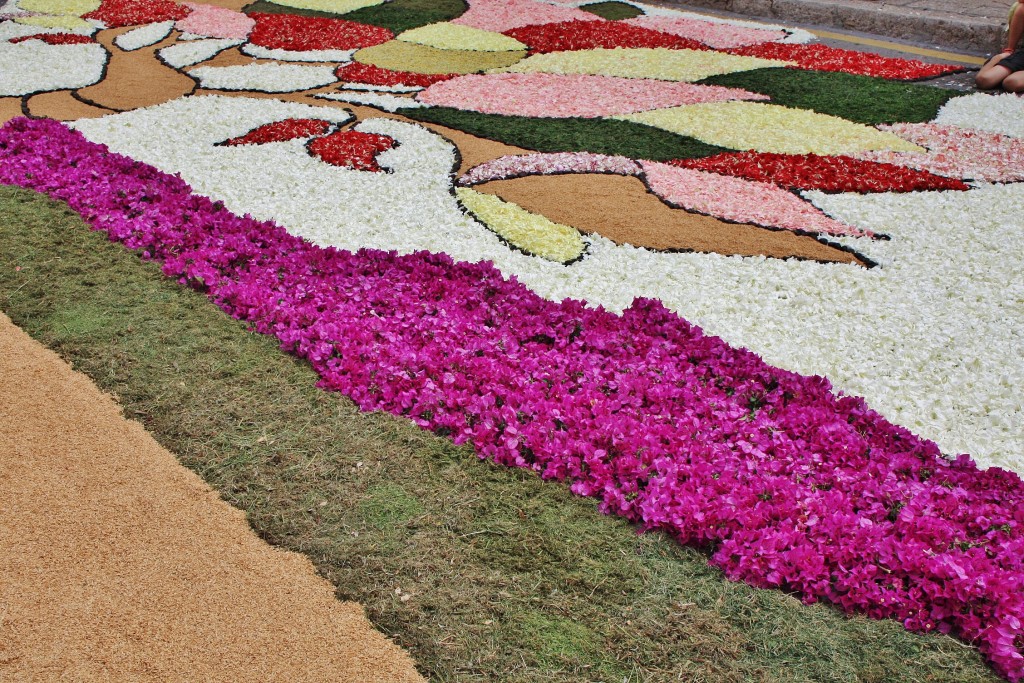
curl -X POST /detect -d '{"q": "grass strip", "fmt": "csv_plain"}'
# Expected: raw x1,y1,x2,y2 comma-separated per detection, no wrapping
405,106,729,160
699,68,957,125
0,184,1000,682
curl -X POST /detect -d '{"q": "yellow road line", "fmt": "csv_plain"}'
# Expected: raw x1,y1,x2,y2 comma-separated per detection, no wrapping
809,28,986,65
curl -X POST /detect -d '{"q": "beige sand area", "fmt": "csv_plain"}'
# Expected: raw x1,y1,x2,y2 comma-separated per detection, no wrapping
0,312,424,682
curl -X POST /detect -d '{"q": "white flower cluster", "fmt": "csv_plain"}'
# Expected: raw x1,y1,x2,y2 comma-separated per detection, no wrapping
241,43,355,64
934,91,1024,140
187,63,338,92
114,20,174,51
315,90,428,112
159,38,243,69
73,95,1024,474
0,37,105,96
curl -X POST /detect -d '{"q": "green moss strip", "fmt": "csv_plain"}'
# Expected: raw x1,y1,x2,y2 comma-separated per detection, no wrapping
405,106,730,160
698,68,957,125
341,0,468,34
0,184,999,682
580,1,645,20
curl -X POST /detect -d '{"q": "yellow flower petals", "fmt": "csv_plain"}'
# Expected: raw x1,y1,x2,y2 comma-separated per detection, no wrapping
355,41,527,74
259,0,386,13
496,48,788,82
16,0,98,15
14,13,93,28
456,187,585,264
617,102,926,155
397,22,527,52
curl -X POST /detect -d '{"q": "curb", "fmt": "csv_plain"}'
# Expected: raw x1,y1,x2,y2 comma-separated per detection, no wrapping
659,0,1003,55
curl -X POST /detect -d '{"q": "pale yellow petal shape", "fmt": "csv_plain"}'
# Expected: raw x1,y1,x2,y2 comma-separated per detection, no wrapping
456,187,585,264
16,0,98,15
14,13,93,28
495,48,789,82
260,0,386,13
355,41,526,74
397,22,526,52
616,101,926,155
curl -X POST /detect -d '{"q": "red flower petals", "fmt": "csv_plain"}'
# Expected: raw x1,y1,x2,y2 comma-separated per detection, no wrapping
308,130,396,171
669,152,971,193
335,62,458,88
218,119,335,147
83,0,190,28
504,19,705,54
9,33,95,45
247,12,393,52
726,43,964,80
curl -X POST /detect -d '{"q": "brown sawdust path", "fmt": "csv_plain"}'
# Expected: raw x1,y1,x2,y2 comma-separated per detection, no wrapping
0,311,425,683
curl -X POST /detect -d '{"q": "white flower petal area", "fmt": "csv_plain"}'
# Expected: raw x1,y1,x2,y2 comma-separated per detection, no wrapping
241,43,356,63
315,90,427,112
73,96,1024,474
934,92,1024,140
188,63,337,92
0,40,105,95
0,15,94,37
114,20,174,51
159,38,243,69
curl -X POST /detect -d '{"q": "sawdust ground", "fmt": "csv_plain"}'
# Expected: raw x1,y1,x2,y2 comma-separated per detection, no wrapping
0,312,424,683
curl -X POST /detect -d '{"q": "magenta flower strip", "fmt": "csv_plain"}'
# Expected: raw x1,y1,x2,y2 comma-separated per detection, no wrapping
2,118,1022,680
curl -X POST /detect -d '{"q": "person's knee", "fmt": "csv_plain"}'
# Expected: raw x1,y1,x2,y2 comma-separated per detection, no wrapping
976,71,1005,89
1004,74,1024,92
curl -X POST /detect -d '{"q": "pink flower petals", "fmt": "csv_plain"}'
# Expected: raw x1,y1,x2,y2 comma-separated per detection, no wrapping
416,73,768,119
217,118,335,146
726,43,965,79
176,3,254,40
459,152,642,186
307,130,396,171
855,123,1024,183
670,151,971,193
641,161,870,237
451,0,600,33
504,18,704,53
625,15,789,49
247,12,392,52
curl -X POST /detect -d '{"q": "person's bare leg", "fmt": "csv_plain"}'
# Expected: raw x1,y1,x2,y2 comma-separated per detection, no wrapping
1002,70,1024,92
977,53,1014,89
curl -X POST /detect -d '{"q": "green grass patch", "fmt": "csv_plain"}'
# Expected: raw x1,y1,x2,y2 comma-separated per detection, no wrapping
0,184,1001,682
242,0,345,19
699,68,957,125
405,107,729,160
340,0,468,33
580,1,645,20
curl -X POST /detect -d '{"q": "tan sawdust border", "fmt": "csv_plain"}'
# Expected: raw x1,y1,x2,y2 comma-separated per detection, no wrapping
0,311,425,683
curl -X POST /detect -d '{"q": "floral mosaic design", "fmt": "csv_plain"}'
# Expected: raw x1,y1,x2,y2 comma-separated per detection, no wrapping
1,0,1023,678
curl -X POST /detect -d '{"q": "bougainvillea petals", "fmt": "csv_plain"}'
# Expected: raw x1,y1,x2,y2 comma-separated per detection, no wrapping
624,14,788,49
307,129,396,171
669,151,971,193
83,0,190,28
416,72,767,118
857,122,1024,183
641,161,870,237
726,42,964,80
247,12,393,52
218,118,335,146
9,31,94,44
503,18,705,53
175,3,254,40
335,62,457,87
2,118,1023,683
450,0,600,33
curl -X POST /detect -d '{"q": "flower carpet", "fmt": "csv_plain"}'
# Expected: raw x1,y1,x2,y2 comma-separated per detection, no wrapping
1,0,1022,679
